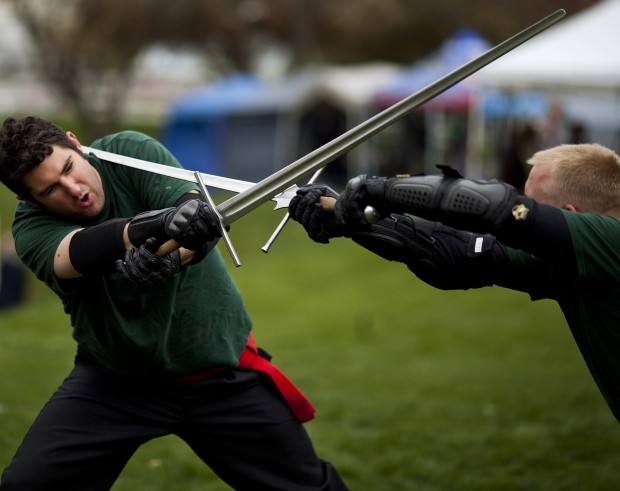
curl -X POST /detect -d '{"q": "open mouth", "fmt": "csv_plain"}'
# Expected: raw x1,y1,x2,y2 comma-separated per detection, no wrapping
79,192,91,207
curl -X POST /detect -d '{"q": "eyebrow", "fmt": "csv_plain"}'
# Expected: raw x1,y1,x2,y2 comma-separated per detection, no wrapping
38,155,73,197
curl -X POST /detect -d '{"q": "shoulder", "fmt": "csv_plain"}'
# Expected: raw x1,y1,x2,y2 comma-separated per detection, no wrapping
91,131,158,154
563,211,620,238
89,131,180,167
562,211,620,277
91,130,152,146
12,202,80,280
87,132,196,210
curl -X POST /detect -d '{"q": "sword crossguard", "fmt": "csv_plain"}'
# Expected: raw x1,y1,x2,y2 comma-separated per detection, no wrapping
155,174,242,266
262,168,326,253
194,172,241,267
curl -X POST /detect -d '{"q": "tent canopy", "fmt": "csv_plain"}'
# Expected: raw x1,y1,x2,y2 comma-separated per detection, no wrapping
374,28,492,110
162,65,398,180
169,73,262,118
479,0,620,91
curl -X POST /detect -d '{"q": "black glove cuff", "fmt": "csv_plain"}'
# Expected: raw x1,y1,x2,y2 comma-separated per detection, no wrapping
187,238,220,265
175,191,203,206
127,208,175,247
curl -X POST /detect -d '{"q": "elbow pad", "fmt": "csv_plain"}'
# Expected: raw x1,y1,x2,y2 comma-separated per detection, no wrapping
384,175,521,233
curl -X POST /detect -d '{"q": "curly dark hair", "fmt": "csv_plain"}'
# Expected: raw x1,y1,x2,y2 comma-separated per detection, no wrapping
0,116,81,200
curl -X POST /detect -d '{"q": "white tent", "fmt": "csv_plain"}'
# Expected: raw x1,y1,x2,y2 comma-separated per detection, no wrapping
479,0,620,91
472,0,620,163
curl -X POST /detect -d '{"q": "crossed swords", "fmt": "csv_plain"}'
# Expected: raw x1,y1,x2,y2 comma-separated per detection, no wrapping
84,9,565,266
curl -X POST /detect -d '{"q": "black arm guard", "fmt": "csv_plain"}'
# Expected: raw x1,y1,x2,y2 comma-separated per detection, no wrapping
352,214,509,290
126,207,174,247
383,175,522,232
69,218,130,276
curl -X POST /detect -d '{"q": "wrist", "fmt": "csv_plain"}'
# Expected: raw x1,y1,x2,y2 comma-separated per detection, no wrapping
127,208,175,247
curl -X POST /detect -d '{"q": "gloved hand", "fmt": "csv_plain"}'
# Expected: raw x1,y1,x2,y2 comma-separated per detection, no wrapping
352,215,503,290
335,175,391,229
115,238,182,293
127,198,221,251
289,184,345,243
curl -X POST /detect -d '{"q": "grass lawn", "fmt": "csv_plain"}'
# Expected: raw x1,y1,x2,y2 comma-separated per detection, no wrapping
1,192,620,490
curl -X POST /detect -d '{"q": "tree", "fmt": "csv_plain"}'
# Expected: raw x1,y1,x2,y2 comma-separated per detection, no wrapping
297,0,602,64
5,0,601,138
6,0,315,137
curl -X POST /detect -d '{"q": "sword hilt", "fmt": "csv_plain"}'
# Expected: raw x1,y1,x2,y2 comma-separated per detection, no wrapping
155,173,242,266
156,238,181,257
194,171,241,266
319,196,380,224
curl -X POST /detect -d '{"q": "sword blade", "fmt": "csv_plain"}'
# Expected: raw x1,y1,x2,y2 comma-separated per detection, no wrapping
82,146,253,193
81,146,298,209
216,9,566,227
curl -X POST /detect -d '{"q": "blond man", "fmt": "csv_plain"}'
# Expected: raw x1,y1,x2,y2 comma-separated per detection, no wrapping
289,143,620,424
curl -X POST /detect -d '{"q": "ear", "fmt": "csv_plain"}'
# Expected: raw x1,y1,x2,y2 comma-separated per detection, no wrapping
564,204,578,212
66,131,81,150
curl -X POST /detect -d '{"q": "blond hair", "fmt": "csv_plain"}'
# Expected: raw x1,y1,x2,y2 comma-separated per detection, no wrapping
527,143,620,214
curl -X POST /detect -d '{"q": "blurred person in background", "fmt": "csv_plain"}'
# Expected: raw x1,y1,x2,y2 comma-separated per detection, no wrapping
0,231,25,309
289,142,620,425
0,116,348,491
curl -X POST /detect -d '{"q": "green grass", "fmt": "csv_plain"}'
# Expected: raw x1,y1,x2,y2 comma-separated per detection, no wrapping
2,194,620,490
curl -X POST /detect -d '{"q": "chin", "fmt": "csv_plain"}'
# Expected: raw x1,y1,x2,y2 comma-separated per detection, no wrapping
74,204,103,221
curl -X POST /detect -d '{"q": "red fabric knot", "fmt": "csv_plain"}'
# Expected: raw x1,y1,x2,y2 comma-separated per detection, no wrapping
238,333,316,423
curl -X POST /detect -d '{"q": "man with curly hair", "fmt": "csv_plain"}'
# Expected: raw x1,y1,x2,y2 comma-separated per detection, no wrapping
0,116,348,491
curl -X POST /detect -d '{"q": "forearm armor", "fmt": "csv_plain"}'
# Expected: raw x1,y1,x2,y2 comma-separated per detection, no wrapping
69,218,130,276
381,175,534,234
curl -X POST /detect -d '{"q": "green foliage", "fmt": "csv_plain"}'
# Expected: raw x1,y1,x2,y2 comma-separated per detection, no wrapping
0,183,15,233
1,202,620,490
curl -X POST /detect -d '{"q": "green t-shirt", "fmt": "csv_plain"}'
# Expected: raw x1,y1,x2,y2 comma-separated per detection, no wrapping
12,131,252,376
507,210,620,421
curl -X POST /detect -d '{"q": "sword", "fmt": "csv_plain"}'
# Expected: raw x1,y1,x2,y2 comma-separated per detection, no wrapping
119,9,568,263
214,9,565,231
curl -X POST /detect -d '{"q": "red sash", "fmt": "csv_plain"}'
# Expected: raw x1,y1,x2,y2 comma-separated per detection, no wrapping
180,333,316,423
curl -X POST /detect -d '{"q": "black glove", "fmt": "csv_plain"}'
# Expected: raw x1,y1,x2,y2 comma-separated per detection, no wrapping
115,238,182,293
187,237,220,265
127,199,221,251
352,215,506,291
289,184,345,243
335,175,391,229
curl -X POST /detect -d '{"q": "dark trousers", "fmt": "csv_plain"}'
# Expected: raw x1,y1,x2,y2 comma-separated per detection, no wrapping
0,353,348,491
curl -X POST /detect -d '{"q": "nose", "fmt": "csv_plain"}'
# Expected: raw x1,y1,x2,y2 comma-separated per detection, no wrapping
59,176,82,197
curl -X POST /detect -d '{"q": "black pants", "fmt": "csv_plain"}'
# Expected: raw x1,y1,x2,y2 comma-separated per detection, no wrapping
0,353,348,491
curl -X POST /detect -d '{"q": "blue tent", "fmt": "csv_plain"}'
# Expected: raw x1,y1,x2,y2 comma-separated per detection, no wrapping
370,29,494,175
163,64,399,183
374,28,492,110
162,70,353,182
162,74,263,175
482,89,549,119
